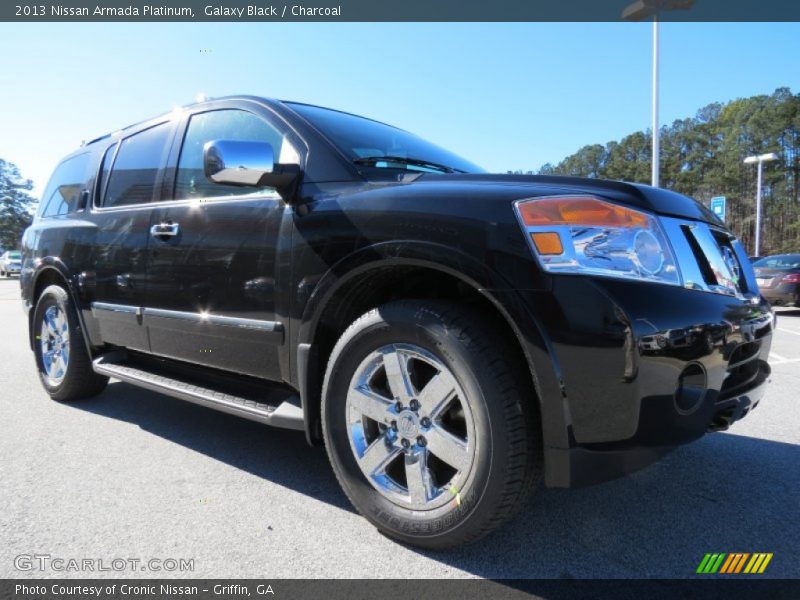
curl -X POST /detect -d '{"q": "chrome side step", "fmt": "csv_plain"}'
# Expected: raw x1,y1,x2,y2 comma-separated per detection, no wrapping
92,355,304,430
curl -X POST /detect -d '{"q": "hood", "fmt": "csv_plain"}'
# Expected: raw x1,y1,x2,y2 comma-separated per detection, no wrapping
411,173,722,226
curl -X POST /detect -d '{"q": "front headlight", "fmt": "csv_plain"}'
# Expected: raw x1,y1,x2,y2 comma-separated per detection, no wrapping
514,195,681,286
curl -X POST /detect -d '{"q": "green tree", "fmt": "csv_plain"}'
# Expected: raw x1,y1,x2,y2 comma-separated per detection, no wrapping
0,159,36,250
536,88,800,255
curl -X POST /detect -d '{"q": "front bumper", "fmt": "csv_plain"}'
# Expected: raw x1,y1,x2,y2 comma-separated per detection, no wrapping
525,276,774,488
546,361,770,488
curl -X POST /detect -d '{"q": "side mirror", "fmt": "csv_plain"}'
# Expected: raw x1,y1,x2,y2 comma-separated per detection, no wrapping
203,139,302,200
204,140,275,186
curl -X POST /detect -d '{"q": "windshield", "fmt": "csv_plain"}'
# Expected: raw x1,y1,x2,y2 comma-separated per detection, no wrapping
7,251,21,260
753,254,800,269
286,102,485,174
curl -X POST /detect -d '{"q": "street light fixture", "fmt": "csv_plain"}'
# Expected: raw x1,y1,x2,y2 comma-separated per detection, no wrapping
744,152,779,257
622,0,695,188
622,0,695,20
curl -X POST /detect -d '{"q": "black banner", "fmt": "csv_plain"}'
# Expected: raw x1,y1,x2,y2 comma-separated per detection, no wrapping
3,0,800,22
3,580,800,600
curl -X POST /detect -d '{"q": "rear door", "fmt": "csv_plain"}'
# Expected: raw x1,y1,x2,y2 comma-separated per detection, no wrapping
143,104,303,380
85,120,176,351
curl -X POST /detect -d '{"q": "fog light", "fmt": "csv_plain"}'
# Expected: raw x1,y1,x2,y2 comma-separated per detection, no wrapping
674,362,707,415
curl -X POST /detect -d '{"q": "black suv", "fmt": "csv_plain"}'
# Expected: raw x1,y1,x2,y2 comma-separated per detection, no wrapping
21,96,773,548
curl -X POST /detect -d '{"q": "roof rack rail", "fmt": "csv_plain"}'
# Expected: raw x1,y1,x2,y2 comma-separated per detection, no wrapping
83,94,219,147
84,132,113,146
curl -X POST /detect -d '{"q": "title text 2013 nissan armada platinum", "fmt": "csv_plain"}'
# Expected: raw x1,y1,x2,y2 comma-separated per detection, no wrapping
21,97,773,549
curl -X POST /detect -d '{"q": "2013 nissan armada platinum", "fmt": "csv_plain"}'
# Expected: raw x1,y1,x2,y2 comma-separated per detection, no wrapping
21,97,773,549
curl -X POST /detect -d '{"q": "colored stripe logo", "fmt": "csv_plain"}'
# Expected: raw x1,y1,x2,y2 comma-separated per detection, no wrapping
696,553,773,574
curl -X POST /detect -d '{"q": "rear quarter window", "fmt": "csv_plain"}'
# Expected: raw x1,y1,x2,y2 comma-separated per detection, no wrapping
38,152,91,218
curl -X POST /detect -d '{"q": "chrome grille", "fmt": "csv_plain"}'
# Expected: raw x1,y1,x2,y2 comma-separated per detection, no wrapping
659,217,758,300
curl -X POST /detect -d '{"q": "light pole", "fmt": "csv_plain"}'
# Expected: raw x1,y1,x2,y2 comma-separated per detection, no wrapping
622,0,695,188
652,18,659,187
744,152,778,257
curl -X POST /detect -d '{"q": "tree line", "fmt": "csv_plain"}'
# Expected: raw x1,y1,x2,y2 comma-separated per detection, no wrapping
529,87,800,256
0,159,35,251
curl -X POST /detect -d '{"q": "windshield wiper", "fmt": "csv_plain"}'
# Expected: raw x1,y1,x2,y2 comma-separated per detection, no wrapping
353,155,461,174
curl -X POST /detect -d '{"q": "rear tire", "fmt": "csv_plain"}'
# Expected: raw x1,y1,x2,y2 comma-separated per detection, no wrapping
33,285,108,401
322,300,541,549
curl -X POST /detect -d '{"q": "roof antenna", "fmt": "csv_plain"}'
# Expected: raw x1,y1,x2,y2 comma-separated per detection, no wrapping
195,92,208,103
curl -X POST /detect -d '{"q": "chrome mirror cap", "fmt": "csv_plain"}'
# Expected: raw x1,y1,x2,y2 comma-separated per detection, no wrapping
204,139,274,186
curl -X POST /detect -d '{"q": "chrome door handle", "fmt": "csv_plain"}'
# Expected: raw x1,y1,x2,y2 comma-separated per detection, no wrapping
150,222,180,237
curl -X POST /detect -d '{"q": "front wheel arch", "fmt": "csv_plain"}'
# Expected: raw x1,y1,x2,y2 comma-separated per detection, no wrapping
297,259,548,447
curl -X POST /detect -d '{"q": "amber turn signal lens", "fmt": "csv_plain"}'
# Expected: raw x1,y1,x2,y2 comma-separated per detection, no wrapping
531,232,563,255
518,197,649,228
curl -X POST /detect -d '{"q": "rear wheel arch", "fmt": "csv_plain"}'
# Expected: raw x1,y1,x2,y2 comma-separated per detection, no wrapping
29,266,92,356
31,283,108,401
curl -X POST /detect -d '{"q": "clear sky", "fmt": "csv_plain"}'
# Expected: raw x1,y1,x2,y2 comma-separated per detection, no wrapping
1,22,799,196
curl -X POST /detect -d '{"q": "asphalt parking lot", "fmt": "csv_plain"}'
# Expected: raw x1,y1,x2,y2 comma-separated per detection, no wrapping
0,276,798,579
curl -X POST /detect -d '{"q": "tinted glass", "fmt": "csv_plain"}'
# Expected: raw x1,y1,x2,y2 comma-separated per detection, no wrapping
39,153,91,218
175,110,293,200
286,102,484,174
753,254,800,269
104,123,170,207
96,142,118,205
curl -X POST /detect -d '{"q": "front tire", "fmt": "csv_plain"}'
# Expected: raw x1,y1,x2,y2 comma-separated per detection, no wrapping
32,285,108,401
322,300,541,549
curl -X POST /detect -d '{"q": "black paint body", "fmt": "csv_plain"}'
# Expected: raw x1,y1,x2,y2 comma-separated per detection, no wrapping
20,96,773,487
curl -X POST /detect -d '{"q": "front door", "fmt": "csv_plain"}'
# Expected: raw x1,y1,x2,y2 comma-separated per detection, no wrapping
144,106,301,380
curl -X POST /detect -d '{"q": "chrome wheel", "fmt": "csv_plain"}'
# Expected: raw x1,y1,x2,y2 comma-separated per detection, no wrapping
40,304,70,386
346,343,476,510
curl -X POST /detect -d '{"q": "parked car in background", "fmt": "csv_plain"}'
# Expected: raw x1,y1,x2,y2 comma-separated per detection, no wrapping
754,254,800,306
0,250,22,277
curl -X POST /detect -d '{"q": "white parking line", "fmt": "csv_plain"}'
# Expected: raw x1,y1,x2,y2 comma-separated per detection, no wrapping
770,352,788,362
772,358,800,366
777,327,800,336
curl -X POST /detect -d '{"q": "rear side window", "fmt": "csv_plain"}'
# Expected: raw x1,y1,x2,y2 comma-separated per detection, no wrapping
103,122,171,207
753,255,800,269
39,153,91,218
